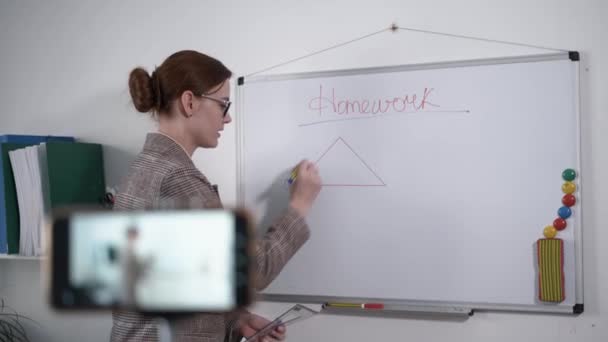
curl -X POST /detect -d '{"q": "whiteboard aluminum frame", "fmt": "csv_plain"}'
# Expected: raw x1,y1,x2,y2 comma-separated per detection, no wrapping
235,52,583,315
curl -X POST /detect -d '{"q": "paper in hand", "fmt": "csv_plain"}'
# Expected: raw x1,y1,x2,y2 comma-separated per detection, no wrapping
244,304,317,341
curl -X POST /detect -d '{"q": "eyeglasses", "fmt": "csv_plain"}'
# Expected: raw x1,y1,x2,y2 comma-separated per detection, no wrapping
199,94,231,117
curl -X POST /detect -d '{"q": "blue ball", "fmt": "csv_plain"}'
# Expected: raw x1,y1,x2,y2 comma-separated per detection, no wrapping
558,206,572,219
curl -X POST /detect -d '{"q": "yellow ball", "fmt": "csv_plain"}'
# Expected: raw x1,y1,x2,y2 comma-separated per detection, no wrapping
544,225,558,239
562,181,576,194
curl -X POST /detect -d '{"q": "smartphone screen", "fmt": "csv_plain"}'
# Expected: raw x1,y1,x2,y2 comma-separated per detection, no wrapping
50,209,250,313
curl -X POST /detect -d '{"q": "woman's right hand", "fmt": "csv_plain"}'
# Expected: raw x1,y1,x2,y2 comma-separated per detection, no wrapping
289,160,321,217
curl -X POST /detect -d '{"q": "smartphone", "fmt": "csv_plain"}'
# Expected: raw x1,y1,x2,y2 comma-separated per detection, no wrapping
48,208,253,314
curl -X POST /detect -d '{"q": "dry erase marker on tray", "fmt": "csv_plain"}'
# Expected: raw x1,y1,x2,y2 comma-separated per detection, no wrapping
323,302,384,309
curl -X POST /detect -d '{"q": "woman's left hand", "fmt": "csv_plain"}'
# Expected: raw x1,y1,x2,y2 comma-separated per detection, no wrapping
239,313,286,342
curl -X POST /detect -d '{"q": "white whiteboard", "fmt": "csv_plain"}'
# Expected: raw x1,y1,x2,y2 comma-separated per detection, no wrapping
236,53,582,313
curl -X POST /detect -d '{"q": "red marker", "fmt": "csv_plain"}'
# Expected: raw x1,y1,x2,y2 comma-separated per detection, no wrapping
361,303,384,309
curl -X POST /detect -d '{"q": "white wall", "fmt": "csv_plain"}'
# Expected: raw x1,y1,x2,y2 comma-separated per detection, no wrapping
1,0,607,341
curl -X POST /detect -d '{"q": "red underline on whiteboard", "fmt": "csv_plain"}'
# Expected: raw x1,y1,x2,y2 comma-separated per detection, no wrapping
298,109,471,127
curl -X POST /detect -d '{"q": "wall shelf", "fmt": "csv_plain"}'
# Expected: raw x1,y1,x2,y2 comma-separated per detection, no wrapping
0,255,44,261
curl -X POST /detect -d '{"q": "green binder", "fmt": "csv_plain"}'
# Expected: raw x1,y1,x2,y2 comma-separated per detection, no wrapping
45,142,106,208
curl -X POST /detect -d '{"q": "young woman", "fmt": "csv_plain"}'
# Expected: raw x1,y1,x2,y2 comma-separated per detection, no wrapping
112,50,321,342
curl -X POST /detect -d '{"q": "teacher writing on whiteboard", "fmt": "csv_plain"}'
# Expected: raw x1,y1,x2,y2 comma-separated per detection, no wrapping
112,50,322,342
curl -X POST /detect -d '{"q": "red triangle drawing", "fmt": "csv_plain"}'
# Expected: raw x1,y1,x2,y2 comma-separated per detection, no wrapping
315,137,386,187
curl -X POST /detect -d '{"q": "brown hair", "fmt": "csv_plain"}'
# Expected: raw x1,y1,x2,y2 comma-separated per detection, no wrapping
128,50,232,115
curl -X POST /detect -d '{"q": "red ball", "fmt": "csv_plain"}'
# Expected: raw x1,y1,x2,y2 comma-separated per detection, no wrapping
553,218,567,231
562,194,576,207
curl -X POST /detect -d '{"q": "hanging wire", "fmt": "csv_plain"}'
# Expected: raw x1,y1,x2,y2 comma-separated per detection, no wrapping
396,26,567,53
245,26,392,77
245,23,568,78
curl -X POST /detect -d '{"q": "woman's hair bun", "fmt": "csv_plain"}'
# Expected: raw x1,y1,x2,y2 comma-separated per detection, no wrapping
128,67,156,113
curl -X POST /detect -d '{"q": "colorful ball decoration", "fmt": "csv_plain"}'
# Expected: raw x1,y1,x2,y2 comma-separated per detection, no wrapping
562,181,576,194
553,218,567,231
544,225,558,238
558,206,572,219
562,168,576,182
540,169,577,239
562,194,576,207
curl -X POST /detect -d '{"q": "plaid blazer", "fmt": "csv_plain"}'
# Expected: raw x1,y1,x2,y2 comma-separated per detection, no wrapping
110,133,310,342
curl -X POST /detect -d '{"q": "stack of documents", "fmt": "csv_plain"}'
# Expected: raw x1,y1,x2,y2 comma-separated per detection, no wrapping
8,145,48,256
